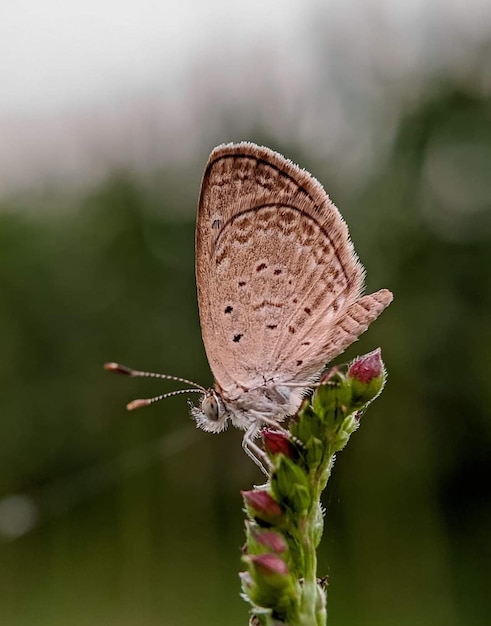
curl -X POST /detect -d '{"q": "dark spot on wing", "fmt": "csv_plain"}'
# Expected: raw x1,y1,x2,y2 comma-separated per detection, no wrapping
293,298,298,304
238,280,246,287
212,219,221,229
256,263,267,272
274,269,282,275
301,341,311,346
233,334,243,343
266,324,277,330
288,326,295,334
224,305,233,314
304,307,311,315
252,300,284,310
296,360,303,366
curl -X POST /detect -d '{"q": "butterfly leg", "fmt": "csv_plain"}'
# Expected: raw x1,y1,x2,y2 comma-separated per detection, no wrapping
242,423,272,475
249,411,290,437
249,411,303,449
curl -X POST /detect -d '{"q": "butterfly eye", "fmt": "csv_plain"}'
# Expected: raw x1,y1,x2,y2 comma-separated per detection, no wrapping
202,392,220,422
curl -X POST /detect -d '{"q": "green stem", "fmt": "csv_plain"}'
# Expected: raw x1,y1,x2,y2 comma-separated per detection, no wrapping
299,458,333,626
299,510,320,625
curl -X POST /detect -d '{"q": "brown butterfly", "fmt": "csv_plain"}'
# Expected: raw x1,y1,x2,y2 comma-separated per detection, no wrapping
106,143,392,471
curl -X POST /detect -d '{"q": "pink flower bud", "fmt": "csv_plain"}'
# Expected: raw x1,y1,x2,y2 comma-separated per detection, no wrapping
348,348,383,383
348,349,386,408
242,490,283,520
262,429,297,459
250,526,287,554
249,553,289,576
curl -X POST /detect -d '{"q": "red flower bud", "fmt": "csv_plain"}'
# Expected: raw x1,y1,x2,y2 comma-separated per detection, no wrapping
250,526,287,554
347,348,386,408
348,348,383,383
249,553,289,576
242,490,283,521
262,429,297,459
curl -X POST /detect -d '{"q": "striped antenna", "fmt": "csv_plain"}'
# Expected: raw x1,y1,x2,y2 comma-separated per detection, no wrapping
104,362,206,391
126,388,204,411
104,362,206,411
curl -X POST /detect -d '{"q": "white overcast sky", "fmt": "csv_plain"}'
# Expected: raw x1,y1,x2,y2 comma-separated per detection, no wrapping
0,0,308,116
0,0,490,190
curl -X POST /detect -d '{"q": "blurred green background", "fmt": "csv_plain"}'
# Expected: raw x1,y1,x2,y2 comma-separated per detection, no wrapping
1,2,490,625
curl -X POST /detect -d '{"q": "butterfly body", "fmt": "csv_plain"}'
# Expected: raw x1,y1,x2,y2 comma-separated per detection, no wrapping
191,377,304,434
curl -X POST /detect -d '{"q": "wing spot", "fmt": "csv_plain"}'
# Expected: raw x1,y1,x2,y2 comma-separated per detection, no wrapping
233,334,243,343
256,263,267,272
288,326,295,334
279,210,296,224
238,280,246,287
252,300,284,310
288,279,292,285
274,269,282,275
235,233,249,244
236,216,252,229
212,219,221,229
304,307,312,315
293,298,298,304
266,324,277,330
224,305,233,314
302,223,315,237
296,360,303,366
301,341,311,346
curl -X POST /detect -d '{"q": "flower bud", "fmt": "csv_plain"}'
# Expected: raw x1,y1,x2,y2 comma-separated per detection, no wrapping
348,348,382,382
348,348,385,407
312,371,353,424
247,522,287,555
262,429,297,460
271,456,311,514
244,554,297,616
242,489,283,523
249,553,289,576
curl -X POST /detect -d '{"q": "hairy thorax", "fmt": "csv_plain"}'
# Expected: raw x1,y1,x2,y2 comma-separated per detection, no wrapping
222,380,305,430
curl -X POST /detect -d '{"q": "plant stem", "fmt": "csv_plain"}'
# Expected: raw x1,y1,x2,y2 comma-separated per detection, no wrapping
241,350,387,625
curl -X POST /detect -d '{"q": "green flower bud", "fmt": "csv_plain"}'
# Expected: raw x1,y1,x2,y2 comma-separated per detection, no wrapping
271,456,311,514
312,371,353,425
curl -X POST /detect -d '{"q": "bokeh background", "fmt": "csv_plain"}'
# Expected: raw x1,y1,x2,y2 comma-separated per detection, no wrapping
1,1,490,625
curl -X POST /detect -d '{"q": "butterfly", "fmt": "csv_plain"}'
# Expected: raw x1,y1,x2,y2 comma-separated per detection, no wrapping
106,142,393,471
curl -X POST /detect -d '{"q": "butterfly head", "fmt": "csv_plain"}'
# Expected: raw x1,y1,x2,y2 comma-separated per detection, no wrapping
189,387,230,433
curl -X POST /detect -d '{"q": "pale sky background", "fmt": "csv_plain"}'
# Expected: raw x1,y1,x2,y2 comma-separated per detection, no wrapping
1,0,490,191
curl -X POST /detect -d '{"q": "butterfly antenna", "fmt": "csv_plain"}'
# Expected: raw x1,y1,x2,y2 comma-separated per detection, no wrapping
126,388,204,411
104,362,206,392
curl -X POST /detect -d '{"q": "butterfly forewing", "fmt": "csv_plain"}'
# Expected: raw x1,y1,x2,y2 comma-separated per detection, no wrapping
196,142,367,393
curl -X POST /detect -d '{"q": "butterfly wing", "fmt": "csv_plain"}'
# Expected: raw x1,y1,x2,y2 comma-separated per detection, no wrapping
196,142,390,394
